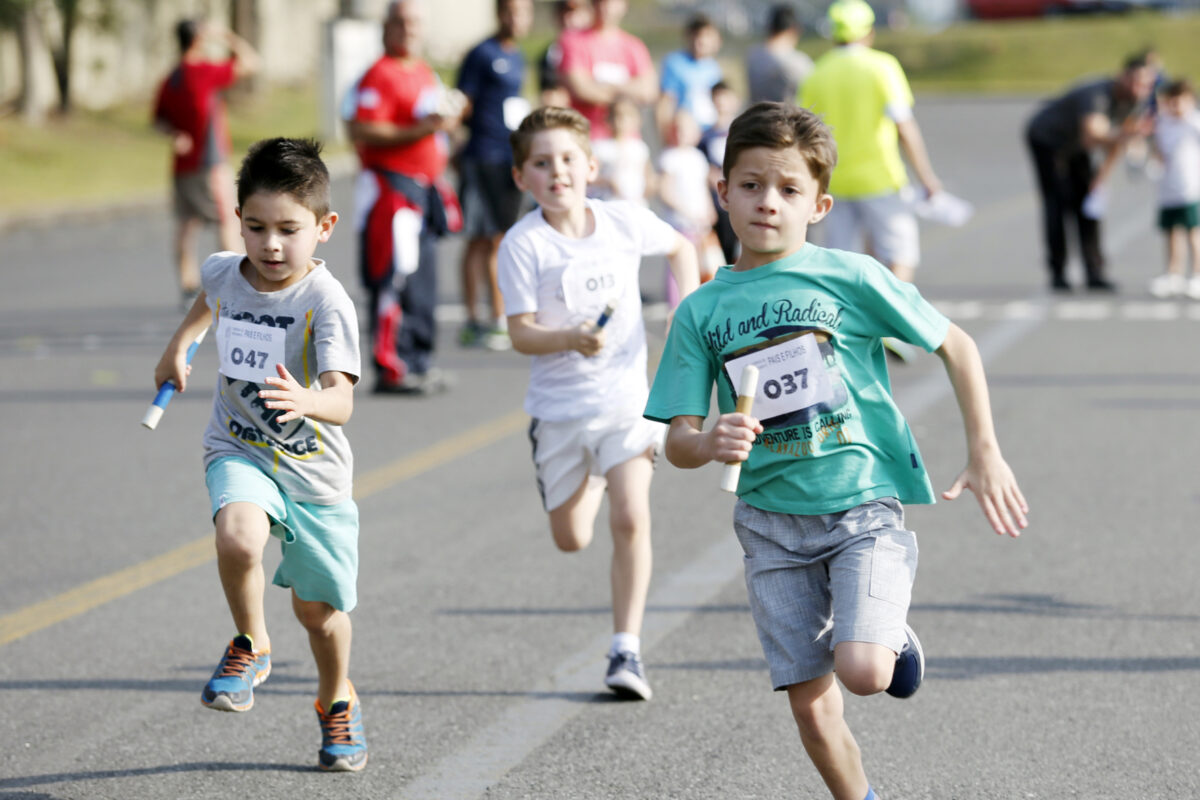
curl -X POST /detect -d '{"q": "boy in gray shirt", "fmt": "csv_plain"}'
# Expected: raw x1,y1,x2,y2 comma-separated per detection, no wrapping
153,137,367,772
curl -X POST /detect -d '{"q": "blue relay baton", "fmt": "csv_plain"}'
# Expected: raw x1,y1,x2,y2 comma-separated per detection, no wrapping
595,301,617,329
142,327,209,430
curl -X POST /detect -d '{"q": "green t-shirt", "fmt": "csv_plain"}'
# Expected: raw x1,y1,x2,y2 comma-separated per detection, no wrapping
645,244,950,515
801,45,913,199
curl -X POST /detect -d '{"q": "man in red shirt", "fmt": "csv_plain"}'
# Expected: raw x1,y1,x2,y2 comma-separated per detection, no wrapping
558,0,657,140
347,0,465,395
153,18,258,306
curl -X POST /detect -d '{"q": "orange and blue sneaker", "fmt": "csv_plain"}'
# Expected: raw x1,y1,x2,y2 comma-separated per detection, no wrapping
200,634,271,712
316,681,368,772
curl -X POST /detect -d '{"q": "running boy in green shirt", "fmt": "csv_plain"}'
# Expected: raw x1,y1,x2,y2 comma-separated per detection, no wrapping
644,102,1028,800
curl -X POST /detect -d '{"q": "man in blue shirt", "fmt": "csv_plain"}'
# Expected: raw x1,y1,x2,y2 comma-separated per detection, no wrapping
656,13,723,137
456,0,534,349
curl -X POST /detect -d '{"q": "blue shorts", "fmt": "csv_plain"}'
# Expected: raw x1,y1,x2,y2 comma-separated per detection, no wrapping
733,496,917,690
206,457,359,612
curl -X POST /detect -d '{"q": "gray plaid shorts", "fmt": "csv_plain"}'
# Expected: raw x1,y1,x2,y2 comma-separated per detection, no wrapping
733,496,917,690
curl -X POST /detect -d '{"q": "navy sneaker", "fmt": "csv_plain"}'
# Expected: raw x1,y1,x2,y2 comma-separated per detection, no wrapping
316,681,368,772
201,634,271,712
885,624,925,699
604,651,652,700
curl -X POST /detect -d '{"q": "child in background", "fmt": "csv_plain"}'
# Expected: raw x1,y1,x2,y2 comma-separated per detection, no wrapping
658,109,716,306
591,96,654,206
699,81,743,266
1149,78,1200,299
153,138,368,772
497,107,700,700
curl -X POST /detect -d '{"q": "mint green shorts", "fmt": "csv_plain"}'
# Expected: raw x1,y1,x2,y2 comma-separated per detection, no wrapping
205,456,359,612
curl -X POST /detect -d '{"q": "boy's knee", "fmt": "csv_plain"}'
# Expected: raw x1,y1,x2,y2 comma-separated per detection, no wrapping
608,504,649,542
293,599,339,633
834,644,895,696
550,524,591,552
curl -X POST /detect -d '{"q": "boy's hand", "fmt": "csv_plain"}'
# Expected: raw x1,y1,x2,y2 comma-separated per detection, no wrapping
568,323,605,357
707,412,763,464
942,450,1029,537
153,349,191,394
258,363,315,424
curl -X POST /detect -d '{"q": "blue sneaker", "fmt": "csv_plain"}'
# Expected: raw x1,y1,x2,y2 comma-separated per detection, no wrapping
200,634,271,712
316,681,368,772
604,651,652,700
885,624,925,699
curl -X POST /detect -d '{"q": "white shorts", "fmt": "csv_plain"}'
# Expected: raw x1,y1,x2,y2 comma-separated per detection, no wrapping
820,190,919,269
527,412,663,511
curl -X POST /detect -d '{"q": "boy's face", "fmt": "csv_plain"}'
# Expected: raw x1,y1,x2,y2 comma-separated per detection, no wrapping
512,129,598,217
1164,92,1195,118
718,146,832,270
689,26,720,60
237,191,337,291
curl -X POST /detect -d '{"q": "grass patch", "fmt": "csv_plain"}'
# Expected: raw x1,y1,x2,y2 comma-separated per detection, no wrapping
0,84,331,216
5,10,1200,216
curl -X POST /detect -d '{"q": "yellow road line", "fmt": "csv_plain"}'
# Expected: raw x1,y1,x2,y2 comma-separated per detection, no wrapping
0,408,529,648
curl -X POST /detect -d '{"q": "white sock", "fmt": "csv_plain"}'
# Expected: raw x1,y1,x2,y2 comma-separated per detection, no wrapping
610,632,640,656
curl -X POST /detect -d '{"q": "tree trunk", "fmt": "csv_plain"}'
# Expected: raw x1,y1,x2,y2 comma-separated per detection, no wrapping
49,0,77,113
15,4,54,122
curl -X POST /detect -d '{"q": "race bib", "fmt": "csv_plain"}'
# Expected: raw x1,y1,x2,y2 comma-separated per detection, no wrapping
723,333,835,421
592,61,630,86
561,258,622,319
217,318,287,383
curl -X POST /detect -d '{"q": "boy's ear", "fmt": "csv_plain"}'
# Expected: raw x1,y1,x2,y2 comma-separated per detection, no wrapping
511,164,526,192
235,206,243,220
318,211,338,242
810,192,833,224
587,154,599,182
715,178,730,211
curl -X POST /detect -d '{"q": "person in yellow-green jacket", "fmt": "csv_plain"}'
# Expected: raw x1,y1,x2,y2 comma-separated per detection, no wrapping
801,0,942,285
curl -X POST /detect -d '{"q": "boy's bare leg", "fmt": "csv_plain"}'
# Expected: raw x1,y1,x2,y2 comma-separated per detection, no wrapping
293,593,352,710
833,640,899,697
213,501,272,650
1188,227,1200,276
175,217,202,292
461,237,491,327
1166,227,1186,275
486,234,506,323
548,474,606,552
604,450,654,636
212,163,242,254
786,674,871,800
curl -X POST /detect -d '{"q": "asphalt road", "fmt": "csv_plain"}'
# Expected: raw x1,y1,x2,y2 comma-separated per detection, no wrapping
1,96,1197,800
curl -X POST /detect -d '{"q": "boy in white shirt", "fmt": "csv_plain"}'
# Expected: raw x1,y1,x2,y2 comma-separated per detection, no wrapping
497,106,700,699
1150,78,1200,299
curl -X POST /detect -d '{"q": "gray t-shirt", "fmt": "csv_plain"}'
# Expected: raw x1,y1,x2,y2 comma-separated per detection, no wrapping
746,44,813,105
1026,78,1136,153
200,252,361,504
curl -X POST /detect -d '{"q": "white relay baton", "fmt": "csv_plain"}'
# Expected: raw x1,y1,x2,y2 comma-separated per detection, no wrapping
719,365,759,493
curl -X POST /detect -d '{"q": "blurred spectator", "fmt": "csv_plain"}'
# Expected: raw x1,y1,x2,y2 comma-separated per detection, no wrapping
346,0,466,395
558,0,657,140
153,18,258,308
698,81,742,264
745,4,812,105
1147,79,1200,299
537,0,591,109
657,109,714,306
655,13,723,137
1025,54,1156,291
801,0,942,285
591,96,654,205
455,0,534,351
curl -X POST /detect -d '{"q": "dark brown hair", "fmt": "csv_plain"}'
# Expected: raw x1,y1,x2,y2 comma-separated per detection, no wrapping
237,137,331,220
722,102,837,194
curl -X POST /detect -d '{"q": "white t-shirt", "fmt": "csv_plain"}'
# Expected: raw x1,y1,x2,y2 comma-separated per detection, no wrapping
1154,110,1200,207
200,252,360,504
590,137,651,205
658,145,713,231
497,199,679,421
